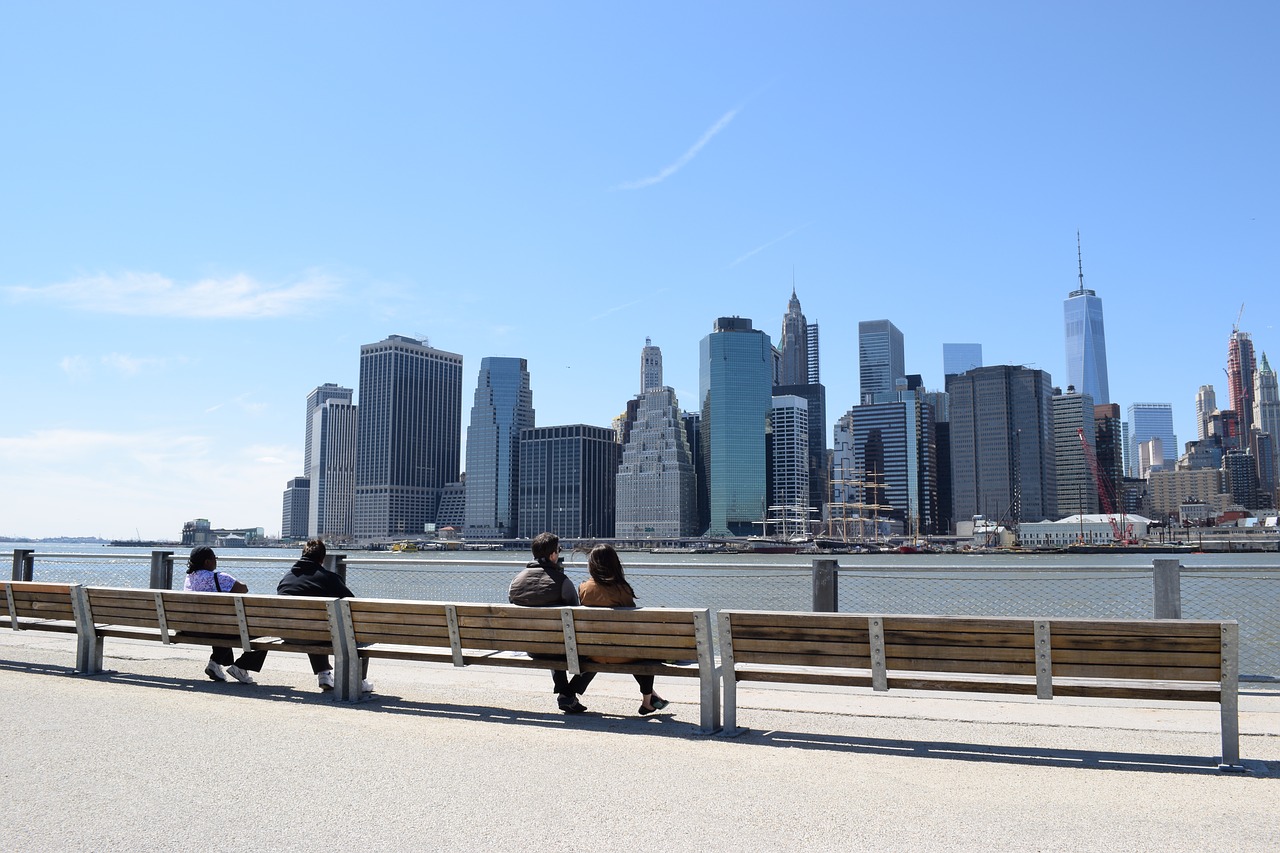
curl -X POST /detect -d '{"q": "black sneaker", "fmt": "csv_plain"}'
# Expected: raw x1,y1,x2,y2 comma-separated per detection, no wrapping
557,694,587,714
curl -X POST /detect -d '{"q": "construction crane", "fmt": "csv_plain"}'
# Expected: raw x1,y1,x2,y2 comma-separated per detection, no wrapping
1077,428,1135,544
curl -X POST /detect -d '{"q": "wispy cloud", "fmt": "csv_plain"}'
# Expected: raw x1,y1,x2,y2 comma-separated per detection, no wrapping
589,297,646,322
5,271,340,318
59,352,186,380
729,223,812,268
616,108,740,190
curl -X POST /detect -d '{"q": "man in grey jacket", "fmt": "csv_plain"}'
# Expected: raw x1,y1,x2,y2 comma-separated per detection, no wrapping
508,531,595,713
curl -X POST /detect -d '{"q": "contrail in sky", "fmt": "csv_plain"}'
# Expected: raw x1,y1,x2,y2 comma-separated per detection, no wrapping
729,223,811,267
616,108,740,190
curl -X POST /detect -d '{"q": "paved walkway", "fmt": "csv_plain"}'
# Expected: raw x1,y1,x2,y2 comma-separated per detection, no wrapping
2,630,1278,851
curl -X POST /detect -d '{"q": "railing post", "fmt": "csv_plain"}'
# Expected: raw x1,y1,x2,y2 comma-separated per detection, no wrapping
12,549,35,581
812,558,838,612
1153,558,1182,619
325,553,348,582
149,550,174,590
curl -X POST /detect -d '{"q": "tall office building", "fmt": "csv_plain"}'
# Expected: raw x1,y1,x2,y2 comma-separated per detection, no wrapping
948,366,1057,527
353,335,463,542
465,357,534,540
307,390,357,539
779,288,821,386
1126,403,1177,478
700,317,773,537
281,476,310,540
774,288,827,519
518,424,619,539
616,340,698,539
641,337,663,393
1094,404,1124,511
1254,353,1280,506
1196,385,1217,442
682,411,708,534
1052,388,1098,518
942,344,983,378
832,394,932,533
305,383,352,476
768,395,810,536
1228,328,1257,439
1063,235,1111,405
859,320,905,405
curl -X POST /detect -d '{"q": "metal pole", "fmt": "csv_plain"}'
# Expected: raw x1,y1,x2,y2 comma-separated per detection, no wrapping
324,553,348,582
149,550,174,590
1153,558,1182,619
12,549,34,581
812,558,838,612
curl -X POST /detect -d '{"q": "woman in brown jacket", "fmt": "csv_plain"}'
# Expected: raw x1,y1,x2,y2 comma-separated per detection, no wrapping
578,543,670,715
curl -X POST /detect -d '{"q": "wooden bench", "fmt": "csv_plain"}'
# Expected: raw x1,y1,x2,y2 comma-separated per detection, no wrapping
717,610,1242,769
73,587,352,697
341,599,721,732
2,581,80,636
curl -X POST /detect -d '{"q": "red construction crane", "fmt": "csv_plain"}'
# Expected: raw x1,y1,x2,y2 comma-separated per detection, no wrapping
1077,428,1135,544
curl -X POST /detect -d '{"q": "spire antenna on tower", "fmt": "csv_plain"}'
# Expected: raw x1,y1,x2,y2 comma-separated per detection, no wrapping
1076,230,1085,292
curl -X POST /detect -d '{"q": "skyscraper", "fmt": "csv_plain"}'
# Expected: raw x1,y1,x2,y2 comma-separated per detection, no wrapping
1196,385,1217,441
1053,388,1098,518
353,335,463,542
948,365,1057,527
768,395,810,536
832,395,928,533
307,389,357,539
1253,353,1279,506
641,337,663,393
281,476,310,540
779,288,813,386
942,343,983,378
1126,403,1178,478
1094,404,1124,511
306,383,353,476
1227,328,1257,439
518,424,619,539
775,288,827,519
465,357,534,540
1063,235,1111,405
858,319,905,405
616,340,698,539
700,317,772,537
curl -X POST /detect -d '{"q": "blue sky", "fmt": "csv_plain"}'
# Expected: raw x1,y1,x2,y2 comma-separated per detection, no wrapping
1,3,1276,539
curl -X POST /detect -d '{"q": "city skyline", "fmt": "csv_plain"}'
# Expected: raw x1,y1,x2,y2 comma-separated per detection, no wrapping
1,4,1276,539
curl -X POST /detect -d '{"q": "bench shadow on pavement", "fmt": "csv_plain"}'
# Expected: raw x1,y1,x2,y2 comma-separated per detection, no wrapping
4,658,1274,778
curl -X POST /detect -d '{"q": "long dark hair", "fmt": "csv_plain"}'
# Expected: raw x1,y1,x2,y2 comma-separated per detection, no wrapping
186,545,216,573
587,544,636,600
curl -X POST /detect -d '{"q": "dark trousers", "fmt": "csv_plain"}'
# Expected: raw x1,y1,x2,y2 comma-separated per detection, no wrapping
308,653,370,678
210,647,268,672
551,669,596,696
633,673,655,695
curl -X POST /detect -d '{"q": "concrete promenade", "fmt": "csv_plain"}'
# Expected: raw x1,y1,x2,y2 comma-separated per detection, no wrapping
2,629,1278,852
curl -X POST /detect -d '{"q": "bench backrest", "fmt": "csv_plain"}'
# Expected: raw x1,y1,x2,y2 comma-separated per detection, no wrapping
720,610,1227,685
2,581,78,628
346,599,704,659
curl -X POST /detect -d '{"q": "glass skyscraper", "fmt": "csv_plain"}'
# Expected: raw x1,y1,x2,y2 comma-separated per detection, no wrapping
700,317,773,537
518,424,619,539
948,365,1057,527
858,319,905,405
1063,239,1111,405
465,357,534,539
942,343,983,378
1126,402,1177,478
353,335,463,542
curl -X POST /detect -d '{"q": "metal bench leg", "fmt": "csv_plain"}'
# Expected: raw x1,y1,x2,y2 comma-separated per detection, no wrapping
1219,623,1244,772
717,611,744,737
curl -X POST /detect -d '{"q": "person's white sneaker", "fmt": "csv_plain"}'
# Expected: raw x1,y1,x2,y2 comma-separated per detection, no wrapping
317,670,335,691
226,664,256,684
360,679,374,694
205,660,227,682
